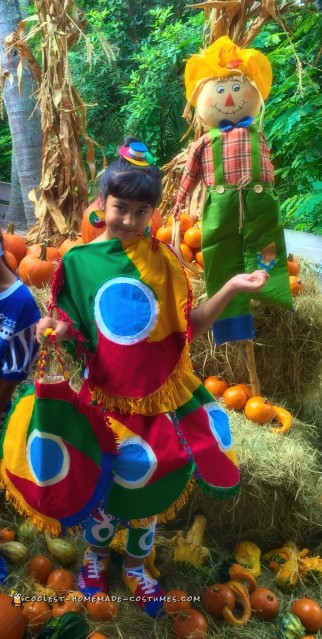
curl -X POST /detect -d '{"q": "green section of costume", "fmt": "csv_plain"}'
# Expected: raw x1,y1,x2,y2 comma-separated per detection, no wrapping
202,126,293,338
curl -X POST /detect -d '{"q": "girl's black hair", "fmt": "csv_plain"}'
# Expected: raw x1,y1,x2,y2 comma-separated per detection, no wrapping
99,137,162,208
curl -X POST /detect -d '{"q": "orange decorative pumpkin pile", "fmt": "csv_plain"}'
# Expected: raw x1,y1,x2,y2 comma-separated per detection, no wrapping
4,250,18,271
86,593,118,621
244,396,275,424
0,527,16,542
163,589,191,614
156,224,172,244
287,253,300,276
52,599,80,617
290,598,322,633
18,243,56,288
289,275,304,296
22,600,51,632
59,236,83,256
27,554,55,585
172,608,208,639
223,385,249,410
46,568,74,594
250,587,280,620
26,243,60,261
2,223,26,264
204,375,228,398
0,593,26,639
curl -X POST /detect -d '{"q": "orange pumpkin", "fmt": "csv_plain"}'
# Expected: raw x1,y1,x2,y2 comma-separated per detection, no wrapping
22,600,51,632
81,198,106,244
26,244,60,261
180,243,193,262
223,385,249,410
4,250,18,272
203,583,235,618
88,633,109,639
235,383,252,399
168,212,194,233
290,598,322,633
86,593,118,621
289,275,304,296
163,589,191,614
18,244,56,288
195,250,203,266
244,396,274,424
2,223,26,264
156,225,172,244
250,587,280,620
0,527,16,542
59,236,83,256
204,376,228,398
172,608,208,639
183,227,201,250
150,208,163,236
287,253,300,276
46,568,74,594
26,554,55,585
52,599,80,617
65,591,88,611
0,593,26,639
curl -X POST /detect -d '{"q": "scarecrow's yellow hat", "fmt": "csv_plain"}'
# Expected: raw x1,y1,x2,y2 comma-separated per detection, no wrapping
185,35,272,105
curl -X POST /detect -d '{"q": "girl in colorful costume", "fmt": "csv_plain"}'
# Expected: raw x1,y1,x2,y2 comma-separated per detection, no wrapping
37,138,268,617
0,231,40,430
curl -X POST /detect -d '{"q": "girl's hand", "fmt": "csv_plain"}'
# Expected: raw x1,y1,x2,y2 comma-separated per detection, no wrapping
36,317,69,343
229,270,269,294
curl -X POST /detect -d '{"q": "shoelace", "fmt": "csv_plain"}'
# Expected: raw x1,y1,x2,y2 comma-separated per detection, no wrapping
86,550,105,580
126,568,158,595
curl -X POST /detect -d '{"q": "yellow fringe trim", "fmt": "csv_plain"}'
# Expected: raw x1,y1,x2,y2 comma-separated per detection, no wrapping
129,479,196,528
0,465,61,537
91,342,194,415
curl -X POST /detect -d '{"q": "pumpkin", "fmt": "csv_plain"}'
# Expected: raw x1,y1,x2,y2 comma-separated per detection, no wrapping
47,568,74,594
155,225,172,244
203,583,235,618
150,208,163,236
4,250,18,271
250,587,279,620
180,242,194,262
27,554,55,585
22,600,51,632
163,589,191,614
235,383,252,399
59,236,83,256
80,198,106,244
0,593,26,639
66,591,88,612
2,223,26,264
18,244,56,288
86,593,118,621
168,212,194,233
172,609,208,639
52,600,80,617
88,633,109,639
289,275,304,296
195,250,203,266
223,385,249,410
271,405,293,434
222,581,252,627
204,375,228,398
26,243,60,261
0,527,16,542
290,598,322,633
244,396,275,424
183,226,201,249
276,612,306,639
287,254,300,276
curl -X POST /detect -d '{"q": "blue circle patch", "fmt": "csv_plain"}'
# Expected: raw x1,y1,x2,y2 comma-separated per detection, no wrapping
27,430,69,486
113,437,157,488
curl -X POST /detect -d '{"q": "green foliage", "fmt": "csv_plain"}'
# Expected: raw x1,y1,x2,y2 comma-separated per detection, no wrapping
0,120,12,182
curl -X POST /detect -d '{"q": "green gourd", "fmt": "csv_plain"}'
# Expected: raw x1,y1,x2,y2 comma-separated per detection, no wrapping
37,612,89,639
276,613,306,639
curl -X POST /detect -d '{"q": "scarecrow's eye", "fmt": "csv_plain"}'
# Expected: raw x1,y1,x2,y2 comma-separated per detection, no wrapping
232,84,241,92
216,85,225,94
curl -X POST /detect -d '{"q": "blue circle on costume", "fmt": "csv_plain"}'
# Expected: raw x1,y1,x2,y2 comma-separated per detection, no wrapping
94,277,158,345
26,430,69,486
113,437,157,488
205,402,232,450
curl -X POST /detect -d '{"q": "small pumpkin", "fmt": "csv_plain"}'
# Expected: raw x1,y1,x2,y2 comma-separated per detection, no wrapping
52,599,80,617
26,243,60,261
0,593,26,639
289,275,304,296
183,226,201,249
87,593,118,621
2,223,26,264
287,254,300,276
180,242,194,262
163,589,191,614
195,250,203,266
0,527,16,542
250,586,280,620
46,568,74,594
168,212,194,233
66,591,88,612
290,598,322,633
172,608,208,639
18,244,56,288
223,385,249,410
27,554,55,585
4,250,18,271
203,583,235,618
244,396,275,424
88,633,109,639
22,600,51,632
59,235,83,256
204,375,228,398
150,208,163,236
155,224,172,244
81,198,106,244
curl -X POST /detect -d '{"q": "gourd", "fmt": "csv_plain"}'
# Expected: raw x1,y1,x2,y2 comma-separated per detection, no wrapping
0,593,26,639
171,514,210,567
2,222,26,263
37,611,89,639
224,563,257,593
0,540,28,563
275,551,299,592
221,581,252,627
18,244,56,288
271,406,293,434
18,517,38,540
276,612,306,639
244,396,274,424
44,532,76,565
234,540,261,577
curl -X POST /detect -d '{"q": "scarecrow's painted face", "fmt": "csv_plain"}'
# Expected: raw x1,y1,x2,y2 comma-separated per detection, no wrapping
196,75,261,129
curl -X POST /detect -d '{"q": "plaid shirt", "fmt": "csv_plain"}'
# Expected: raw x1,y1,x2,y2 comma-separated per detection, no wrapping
174,129,274,216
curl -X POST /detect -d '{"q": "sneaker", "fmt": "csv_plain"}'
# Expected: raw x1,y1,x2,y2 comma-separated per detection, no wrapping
78,548,109,597
122,565,165,618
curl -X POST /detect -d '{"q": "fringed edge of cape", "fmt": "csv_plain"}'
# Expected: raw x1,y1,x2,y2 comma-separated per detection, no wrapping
197,475,240,500
126,478,196,528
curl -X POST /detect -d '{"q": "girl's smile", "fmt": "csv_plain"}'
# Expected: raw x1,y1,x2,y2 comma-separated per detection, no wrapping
100,196,154,242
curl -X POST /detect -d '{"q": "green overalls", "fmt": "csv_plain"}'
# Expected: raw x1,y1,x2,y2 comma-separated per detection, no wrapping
202,125,293,345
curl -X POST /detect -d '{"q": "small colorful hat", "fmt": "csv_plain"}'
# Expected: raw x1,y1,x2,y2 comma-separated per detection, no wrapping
119,141,154,166
185,35,272,105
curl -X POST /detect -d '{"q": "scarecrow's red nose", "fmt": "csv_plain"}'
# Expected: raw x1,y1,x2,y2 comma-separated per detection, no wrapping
224,93,235,107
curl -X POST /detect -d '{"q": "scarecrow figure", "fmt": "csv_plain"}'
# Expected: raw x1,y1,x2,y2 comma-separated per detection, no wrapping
173,36,292,346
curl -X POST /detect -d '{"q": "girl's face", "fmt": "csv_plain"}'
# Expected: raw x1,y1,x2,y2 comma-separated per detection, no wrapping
100,195,154,242
196,76,261,129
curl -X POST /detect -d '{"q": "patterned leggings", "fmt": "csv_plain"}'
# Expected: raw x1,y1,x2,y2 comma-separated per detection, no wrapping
84,508,156,559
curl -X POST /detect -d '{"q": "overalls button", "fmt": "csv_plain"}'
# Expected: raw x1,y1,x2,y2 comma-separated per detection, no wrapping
254,184,263,193
216,185,225,194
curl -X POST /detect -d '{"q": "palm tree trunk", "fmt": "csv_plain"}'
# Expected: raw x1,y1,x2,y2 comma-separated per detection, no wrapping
0,0,42,227
4,150,25,226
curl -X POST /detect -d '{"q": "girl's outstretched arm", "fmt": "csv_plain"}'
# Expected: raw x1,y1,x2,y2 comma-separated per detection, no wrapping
191,270,269,340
